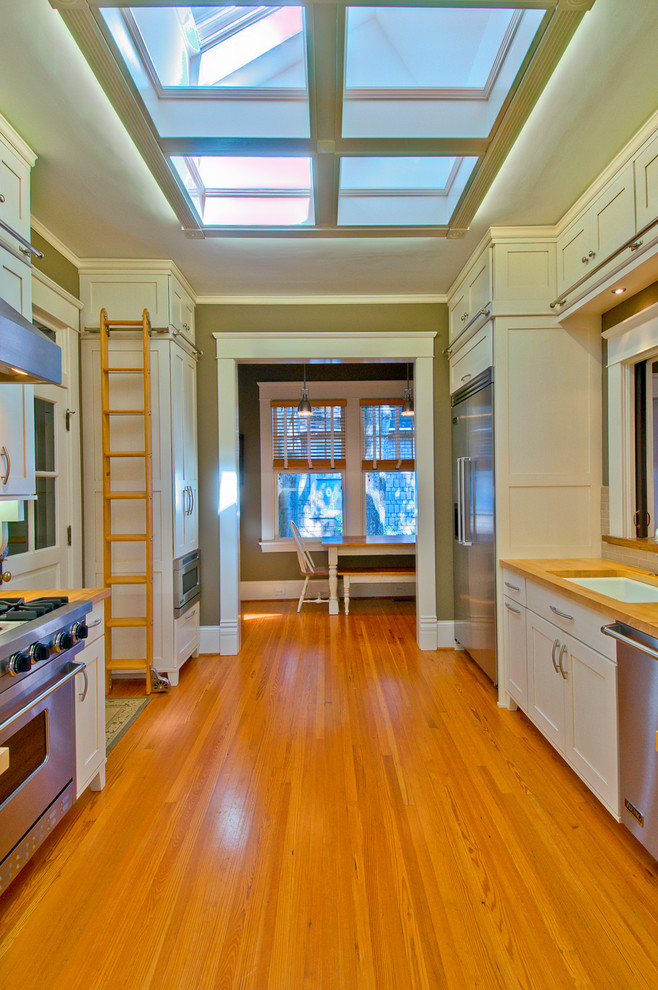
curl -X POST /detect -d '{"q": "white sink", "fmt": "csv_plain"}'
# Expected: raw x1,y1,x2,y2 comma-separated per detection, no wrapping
564,576,658,603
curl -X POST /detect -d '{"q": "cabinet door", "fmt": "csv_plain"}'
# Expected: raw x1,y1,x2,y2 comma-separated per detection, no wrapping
467,249,491,316
171,347,198,556
503,598,527,709
0,245,31,317
0,137,30,238
526,612,565,752
635,131,658,230
0,384,35,497
556,213,589,295
564,638,619,815
448,283,467,343
589,162,636,264
75,633,106,798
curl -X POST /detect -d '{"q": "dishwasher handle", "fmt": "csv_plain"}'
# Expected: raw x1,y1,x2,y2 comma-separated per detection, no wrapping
601,622,658,661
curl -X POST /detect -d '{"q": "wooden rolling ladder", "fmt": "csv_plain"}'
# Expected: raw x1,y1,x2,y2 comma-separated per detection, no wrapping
100,308,167,695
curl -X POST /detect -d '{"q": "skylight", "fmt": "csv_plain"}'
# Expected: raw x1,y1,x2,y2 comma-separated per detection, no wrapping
58,1,589,235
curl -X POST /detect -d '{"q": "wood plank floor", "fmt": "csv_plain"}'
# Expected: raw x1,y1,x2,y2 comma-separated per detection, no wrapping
1,600,657,990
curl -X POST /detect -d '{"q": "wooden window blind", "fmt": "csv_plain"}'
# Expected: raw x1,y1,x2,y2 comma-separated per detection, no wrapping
360,400,415,470
271,400,346,469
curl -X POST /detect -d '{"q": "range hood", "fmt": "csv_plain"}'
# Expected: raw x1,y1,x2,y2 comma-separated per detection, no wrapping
0,296,61,385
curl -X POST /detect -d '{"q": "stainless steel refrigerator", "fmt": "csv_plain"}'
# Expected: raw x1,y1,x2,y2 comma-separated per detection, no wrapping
452,368,497,684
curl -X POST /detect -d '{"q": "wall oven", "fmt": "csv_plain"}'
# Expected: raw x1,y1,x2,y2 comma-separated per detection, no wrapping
173,549,201,617
0,596,92,894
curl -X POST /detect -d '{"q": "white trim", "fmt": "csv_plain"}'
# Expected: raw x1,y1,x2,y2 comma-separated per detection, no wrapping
76,258,196,300
216,330,437,656
30,218,82,270
199,625,220,654
241,579,416,601
0,113,37,167
197,294,446,305
219,619,240,656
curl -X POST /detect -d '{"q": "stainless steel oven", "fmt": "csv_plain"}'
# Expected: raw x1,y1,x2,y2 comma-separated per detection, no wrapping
173,549,201,617
0,596,92,894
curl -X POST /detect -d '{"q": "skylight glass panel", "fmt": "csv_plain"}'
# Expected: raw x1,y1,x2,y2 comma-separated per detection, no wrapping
342,6,545,138
117,5,306,89
172,156,314,226
337,156,478,226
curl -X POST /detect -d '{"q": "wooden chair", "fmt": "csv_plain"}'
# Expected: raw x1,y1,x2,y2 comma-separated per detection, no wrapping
290,521,333,612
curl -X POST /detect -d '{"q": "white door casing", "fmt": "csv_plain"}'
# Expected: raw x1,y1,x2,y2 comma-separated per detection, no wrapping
214,331,438,656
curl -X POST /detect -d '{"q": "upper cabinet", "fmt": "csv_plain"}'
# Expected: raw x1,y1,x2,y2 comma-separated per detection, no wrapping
634,129,658,231
79,265,195,340
556,163,637,297
0,116,37,321
0,385,35,498
448,245,492,344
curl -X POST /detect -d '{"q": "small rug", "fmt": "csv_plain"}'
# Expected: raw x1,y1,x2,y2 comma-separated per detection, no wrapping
105,697,152,754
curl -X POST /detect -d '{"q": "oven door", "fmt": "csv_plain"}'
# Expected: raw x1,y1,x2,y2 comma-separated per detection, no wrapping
0,660,83,867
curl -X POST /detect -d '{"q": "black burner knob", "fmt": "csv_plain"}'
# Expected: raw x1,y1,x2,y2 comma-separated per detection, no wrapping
73,621,89,641
54,630,74,653
29,641,50,664
8,651,31,675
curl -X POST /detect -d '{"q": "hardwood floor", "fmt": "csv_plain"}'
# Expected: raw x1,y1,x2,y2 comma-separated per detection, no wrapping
1,600,657,989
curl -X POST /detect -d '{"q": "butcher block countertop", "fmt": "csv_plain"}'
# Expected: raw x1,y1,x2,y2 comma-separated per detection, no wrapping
500,557,658,639
8,587,110,607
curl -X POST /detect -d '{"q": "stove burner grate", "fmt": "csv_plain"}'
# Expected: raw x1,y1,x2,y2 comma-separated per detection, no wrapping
0,597,70,622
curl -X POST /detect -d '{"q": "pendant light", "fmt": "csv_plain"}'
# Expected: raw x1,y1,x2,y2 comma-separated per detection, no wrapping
401,362,414,417
297,363,312,416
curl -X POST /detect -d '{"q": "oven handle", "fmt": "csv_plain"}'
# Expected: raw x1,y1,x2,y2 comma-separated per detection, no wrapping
0,661,86,735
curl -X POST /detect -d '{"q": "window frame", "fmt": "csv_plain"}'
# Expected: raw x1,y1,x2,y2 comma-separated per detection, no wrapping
259,378,414,546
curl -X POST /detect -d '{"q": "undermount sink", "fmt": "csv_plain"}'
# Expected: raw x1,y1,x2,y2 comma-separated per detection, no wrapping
562,576,658,603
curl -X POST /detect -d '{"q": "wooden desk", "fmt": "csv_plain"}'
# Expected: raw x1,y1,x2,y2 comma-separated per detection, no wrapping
321,534,416,614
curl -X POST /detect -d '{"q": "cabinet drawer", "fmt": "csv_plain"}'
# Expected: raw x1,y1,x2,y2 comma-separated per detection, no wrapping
526,581,615,661
449,324,492,394
501,568,525,605
84,601,105,646
175,602,200,667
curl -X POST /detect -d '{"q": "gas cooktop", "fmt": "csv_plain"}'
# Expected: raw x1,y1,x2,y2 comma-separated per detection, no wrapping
0,596,70,622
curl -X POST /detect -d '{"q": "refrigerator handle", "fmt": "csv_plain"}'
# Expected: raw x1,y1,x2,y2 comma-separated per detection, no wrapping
462,456,473,547
456,457,463,544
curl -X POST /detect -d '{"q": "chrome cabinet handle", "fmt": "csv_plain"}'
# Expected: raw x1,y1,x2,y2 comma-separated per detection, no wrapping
550,604,573,621
190,487,194,515
0,194,5,203
504,581,520,592
505,602,521,615
183,486,189,515
0,445,10,485
630,239,644,252
581,256,589,264
88,617,103,628
588,250,596,258
78,667,89,702
0,661,86,734
551,638,560,673
558,643,568,679
461,373,471,381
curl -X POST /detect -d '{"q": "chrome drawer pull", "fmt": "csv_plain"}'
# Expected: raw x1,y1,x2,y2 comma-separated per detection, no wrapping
88,617,103,628
504,581,520,592
550,604,573,621
505,602,521,615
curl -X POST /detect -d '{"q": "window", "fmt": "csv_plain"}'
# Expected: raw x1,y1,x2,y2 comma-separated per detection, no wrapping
259,379,416,543
271,400,346,537
361,401,416,535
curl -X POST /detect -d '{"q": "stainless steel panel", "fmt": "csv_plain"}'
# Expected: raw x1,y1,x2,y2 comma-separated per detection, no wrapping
452,375,496,684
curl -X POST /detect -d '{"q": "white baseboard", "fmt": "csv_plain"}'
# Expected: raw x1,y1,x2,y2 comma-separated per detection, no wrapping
199,625,220,654
436,620,456,648
240,579,416,601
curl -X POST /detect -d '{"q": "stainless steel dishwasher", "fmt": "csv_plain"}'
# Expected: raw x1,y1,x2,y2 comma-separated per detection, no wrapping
602,621,658,860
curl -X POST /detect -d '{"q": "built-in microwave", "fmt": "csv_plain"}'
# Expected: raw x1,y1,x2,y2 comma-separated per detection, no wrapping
173,549,201,617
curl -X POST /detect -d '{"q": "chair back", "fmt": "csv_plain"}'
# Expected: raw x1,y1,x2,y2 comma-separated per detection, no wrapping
290,521,316,576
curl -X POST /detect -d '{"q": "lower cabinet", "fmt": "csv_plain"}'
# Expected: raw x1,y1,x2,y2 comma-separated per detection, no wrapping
171,602,200,686
75,604,106,798
503,576,620,818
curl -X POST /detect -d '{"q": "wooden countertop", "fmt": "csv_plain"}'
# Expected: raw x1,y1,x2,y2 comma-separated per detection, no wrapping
500,557,658,638
7,587,110,607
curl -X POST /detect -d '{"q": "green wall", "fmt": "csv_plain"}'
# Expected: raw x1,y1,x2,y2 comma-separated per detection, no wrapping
30,228,79,298
195,302,453,626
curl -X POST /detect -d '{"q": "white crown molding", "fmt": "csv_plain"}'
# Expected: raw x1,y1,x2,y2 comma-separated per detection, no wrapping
488,224,557,242
197,293,446,306
32,267,83,311
0,114,37,168
76,257,196,300
30,218,82,269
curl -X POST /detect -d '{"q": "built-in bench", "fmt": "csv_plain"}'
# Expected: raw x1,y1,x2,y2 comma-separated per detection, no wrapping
341,566,416,615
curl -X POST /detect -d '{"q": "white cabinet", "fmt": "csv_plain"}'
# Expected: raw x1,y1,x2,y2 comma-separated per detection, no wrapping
0,118,36,321
75,602,106,797
171,346,198,557
635,130,658,230
448,246,492,343
81,334,199,686
506,575,619,817
175,601,200,669
0,384,35,498
79,266,195,339
449,322,492,394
